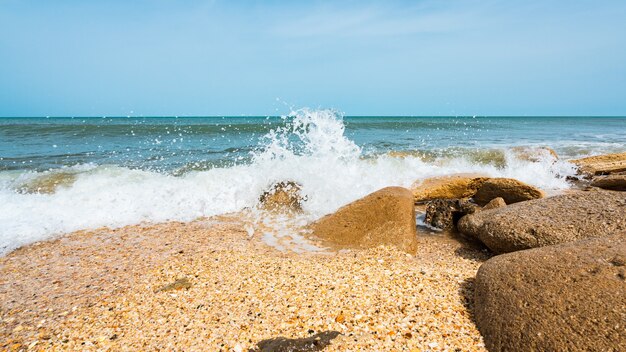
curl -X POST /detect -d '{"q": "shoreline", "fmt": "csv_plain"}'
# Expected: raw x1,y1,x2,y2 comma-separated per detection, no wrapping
1,213,489,351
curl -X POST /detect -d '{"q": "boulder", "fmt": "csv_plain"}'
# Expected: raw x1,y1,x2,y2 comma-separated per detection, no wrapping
482,197,506,210
458,189,626,254
259,181,305,213
472,178,544,206
411,174,488,203
591,174,626,191
571,151,626,176
309,187,417,254
474,234,626,352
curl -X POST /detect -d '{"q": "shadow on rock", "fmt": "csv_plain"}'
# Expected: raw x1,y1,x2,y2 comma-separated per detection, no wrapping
251,331,341,352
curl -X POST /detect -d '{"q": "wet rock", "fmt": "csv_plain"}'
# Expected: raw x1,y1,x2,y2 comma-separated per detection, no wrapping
424,199,460,230
472,178,544,206
571,151,626,176
423,198,478,230
510,146,558,162
482,197,506,210
310,187,417,254
18,172,77,194
474,234,626,352
411,174,489,203
458,189,626,254
259,181,305,213
591,174,626,191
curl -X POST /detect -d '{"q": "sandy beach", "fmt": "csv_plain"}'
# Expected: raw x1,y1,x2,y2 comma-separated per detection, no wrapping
0,213,489,351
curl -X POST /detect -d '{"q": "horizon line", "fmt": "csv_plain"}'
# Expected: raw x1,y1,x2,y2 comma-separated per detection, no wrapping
1,115,626,119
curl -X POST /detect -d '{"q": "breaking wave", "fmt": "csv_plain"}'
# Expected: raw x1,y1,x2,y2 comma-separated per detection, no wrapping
0,109,579,255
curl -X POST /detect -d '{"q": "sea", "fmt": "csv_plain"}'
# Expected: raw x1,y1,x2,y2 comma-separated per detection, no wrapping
1,109,625,254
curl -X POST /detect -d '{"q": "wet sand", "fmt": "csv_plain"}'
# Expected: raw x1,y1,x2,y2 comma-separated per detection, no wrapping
1,214,489,351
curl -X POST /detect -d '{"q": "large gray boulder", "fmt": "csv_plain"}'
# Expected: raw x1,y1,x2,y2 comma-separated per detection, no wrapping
458,189,626,254
474,234,626,352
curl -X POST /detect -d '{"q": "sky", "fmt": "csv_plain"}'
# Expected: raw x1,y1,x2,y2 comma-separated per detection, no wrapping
1,0,625,117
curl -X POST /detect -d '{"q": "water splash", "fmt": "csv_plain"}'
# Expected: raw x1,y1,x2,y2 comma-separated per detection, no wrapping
0,109,579,255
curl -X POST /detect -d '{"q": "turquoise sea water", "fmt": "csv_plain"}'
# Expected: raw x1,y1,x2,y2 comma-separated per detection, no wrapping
0,110,624,254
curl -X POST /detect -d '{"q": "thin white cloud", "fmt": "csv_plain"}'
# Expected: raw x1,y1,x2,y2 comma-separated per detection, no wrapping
268,2,477,38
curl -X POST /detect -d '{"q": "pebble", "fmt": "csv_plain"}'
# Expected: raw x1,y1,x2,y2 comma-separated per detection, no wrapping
0,213,489,351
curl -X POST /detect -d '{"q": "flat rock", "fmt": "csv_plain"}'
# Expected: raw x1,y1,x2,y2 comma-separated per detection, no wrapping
411,174,488,203
571,151,626,175
591,174,626,191
472,178,544,206
458,189,626,253
474,234,626,352
310,187,417,254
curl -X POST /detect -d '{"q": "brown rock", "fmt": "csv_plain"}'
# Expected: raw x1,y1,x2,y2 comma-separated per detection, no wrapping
423,198,478,230
591,174,626,191
458,189,626,253
411,174,488,203
474,234,626,352
424,199,460,230
482,197,506,210
473,178,544,206
259,181,305,213
310,187,417,254
571,151,626,175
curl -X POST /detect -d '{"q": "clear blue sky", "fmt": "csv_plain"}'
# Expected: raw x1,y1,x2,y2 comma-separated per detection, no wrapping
1,0,625,116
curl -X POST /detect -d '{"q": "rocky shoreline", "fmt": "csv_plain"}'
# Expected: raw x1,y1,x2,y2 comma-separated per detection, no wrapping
1,151,625,351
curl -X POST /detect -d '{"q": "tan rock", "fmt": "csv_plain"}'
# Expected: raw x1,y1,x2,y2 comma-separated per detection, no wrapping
258,181,305,213
474,234,626,351
591,174,626,191
571,151,626,175
458,189,626,254
411,174,489,203
482,197,506,210
310,187,417,254
472,178,544,206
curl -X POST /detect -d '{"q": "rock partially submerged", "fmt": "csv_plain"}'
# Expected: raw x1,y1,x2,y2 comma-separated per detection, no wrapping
259,181,305,213
458,189,626,254
510,146,558,162
310,187,417,254
591,174,626,191
18,172,77,194
474,234,626,351
472,178,544,206
571,151,626,176
411,174,488,203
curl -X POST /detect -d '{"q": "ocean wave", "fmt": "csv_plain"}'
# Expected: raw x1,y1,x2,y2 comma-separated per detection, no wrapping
0,109,580,255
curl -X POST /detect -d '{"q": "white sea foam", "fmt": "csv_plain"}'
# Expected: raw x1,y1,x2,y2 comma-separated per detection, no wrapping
0,109,578,255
